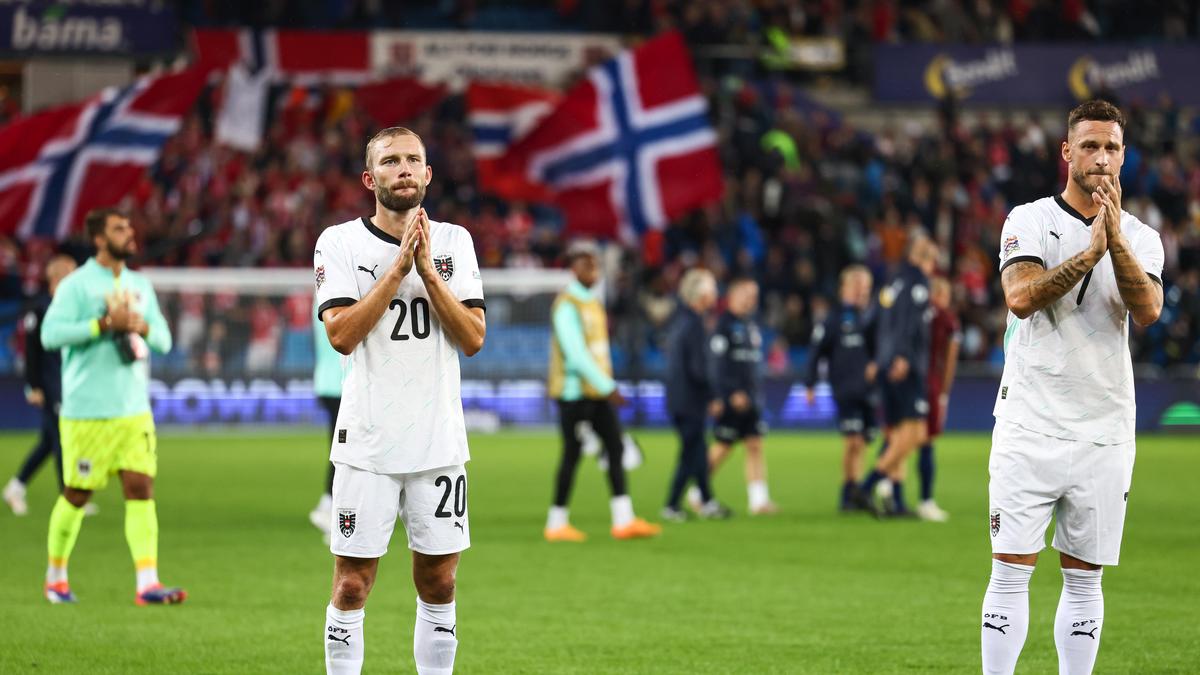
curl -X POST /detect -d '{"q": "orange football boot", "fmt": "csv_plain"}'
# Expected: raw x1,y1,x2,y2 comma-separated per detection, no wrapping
611,517,662,540
544,524,587,542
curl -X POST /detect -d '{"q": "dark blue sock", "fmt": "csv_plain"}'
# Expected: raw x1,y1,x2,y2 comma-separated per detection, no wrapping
861,469,886,494
918,443,935,502
840,480,855,506
892,481,908,513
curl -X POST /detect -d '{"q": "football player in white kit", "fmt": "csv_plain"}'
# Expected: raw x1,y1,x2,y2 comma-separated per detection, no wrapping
981,100,1163,675
316,127,486,675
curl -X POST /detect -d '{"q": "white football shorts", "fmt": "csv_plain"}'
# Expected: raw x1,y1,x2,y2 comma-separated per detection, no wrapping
330,462,471,558
988,419,1135,566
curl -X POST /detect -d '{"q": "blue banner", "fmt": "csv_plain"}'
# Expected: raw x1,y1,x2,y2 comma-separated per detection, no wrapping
0,0,177,55
0,375,1196,433
874,44,1200,106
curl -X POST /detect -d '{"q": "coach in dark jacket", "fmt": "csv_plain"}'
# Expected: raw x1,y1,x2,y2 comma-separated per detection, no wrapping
857,237,940,515
662,269,730,521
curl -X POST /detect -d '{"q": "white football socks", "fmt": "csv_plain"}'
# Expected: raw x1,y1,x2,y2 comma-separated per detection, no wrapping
609,495,634,528
414,597,457,675
1055,568,1104,675
136,566,160,594
981,559,1034,675
748,481,770,511
546,506,569,530
46,562,67,585
325,603,364,675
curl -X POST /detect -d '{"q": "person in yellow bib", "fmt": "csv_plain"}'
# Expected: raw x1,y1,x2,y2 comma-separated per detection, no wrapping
39,207,184,606
544,240,660,542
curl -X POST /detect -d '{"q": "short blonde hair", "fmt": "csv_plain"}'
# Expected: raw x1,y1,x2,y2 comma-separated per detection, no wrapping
839,264,870,290
679,268,716,304
364,126,426,169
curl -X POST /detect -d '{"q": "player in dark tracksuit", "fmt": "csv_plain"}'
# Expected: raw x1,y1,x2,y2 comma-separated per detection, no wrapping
703,278,777,515
662,269,730,521
4,255,76,516
856,238,939,517
804,265,878,511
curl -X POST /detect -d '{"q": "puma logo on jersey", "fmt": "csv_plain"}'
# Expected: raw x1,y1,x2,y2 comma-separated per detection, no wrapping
434,625,456,637
1071,627,1098,639
983,622,1010,634
453,521,464,532
358,264,379,279
1049,231,1061,239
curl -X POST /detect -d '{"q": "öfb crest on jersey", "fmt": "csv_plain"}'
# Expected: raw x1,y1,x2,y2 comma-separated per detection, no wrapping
433,254,454,281
338,509,356,538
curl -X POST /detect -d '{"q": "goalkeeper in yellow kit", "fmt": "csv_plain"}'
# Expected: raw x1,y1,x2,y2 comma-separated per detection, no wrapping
40,207,185,605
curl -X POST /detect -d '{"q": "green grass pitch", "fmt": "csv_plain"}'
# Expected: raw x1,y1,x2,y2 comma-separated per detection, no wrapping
0,429,1196,673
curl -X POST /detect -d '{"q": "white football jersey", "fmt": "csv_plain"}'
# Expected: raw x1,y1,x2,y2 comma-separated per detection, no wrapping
993,196,1163,445
314,216,484,474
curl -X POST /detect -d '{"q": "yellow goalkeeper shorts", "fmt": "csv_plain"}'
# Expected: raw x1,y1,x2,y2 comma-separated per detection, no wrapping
60,412,157,490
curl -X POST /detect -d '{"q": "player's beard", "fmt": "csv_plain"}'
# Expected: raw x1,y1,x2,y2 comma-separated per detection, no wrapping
1071,166,1108,195
376,180,425,213
105,237,135,260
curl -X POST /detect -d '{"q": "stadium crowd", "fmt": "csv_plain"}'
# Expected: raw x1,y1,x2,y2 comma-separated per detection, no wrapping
3,6,1200,377
180,0,1200,44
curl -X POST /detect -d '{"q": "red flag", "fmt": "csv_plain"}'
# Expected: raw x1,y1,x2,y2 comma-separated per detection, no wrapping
0,67,207,239
500,32,722,240
466,82,559,202
191,29,371,83
355,77,447,128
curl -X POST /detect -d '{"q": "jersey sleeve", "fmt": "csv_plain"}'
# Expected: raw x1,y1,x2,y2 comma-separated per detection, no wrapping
23,308,45,390
803,316,832,389
1132,223,1165,284
315,229,360,321
998,205,1046,273
41,275,101,350
687,324,715,403
451,228,485,310
708,317,731,397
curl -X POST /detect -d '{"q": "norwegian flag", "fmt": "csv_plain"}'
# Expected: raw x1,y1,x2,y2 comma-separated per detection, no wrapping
500,32,723,239
0,67,208,240
191,29,372,84
466,82,559,201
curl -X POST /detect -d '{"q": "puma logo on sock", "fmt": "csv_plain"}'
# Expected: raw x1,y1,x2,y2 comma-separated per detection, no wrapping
434,625,456,637
983,622,1010,634
1071,627,1099,639
327,633,351,645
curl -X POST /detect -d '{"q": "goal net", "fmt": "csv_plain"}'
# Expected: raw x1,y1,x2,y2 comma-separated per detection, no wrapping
140,266,576,429
139,266,832,430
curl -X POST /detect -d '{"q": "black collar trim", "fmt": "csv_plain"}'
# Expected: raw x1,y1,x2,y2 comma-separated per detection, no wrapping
361,216,403,246
1053,195,1095,227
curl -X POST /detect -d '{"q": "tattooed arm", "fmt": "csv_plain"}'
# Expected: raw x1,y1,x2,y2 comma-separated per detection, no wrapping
1001,212,1107,319
1096,177,1163,326
1107,240,1162,325
1002,258,1094,319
